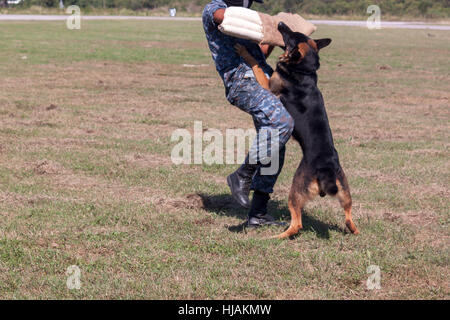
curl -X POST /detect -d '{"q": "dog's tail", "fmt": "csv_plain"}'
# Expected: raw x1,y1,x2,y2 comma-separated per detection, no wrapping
317,168,338,196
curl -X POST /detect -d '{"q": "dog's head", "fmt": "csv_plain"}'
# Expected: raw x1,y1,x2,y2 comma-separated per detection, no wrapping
277,22,331,73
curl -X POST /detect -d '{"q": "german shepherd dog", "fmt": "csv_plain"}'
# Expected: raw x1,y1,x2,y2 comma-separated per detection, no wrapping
235,22,359,239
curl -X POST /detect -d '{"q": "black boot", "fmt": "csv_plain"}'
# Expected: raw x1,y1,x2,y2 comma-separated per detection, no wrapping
227,161,258,209
246,191,285,228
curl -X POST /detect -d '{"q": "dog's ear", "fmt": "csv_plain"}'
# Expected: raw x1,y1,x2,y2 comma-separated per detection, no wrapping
296,43,309,60
314,38,332,51
289,47,302,62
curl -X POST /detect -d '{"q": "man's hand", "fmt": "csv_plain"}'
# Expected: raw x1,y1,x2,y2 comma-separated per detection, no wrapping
213,9,225,25
260,44,274,59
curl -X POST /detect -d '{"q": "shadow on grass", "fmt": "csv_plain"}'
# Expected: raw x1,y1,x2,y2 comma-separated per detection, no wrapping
197,193,346,239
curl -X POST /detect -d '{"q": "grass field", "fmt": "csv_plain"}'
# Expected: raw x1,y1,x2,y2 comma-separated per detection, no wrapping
0,20,449,299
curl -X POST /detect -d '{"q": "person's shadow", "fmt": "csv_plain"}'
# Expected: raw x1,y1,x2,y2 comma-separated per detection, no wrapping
197,193,346,239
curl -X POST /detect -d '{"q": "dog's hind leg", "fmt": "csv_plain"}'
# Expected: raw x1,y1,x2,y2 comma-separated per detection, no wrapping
336,169,359,235
275,169,319,239
274,191,304,239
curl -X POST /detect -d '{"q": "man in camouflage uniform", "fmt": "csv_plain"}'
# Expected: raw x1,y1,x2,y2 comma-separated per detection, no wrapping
202,0,294,227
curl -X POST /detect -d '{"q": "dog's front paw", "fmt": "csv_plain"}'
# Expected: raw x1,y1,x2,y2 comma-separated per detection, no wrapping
234,44,249,58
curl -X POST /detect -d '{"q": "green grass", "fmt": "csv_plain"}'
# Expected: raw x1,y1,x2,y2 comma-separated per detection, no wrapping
0,20,448,299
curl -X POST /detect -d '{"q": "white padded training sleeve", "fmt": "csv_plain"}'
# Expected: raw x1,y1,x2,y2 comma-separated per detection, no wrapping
222,17,263,33
218,24,264,41
224,6,262,25
218,7,263,42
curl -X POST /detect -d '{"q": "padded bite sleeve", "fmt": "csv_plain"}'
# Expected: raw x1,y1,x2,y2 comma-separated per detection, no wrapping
260,12,317,47
218,7,264,42
218,7,316,47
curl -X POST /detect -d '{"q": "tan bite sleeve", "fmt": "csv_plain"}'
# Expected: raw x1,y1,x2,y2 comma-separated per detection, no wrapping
218,7,316,47
259,12,317,47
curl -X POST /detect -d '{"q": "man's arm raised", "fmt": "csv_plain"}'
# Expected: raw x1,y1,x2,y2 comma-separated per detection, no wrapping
215,8,273,59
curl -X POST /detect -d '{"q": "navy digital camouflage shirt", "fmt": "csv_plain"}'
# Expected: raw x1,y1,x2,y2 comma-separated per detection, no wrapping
202,0,273,95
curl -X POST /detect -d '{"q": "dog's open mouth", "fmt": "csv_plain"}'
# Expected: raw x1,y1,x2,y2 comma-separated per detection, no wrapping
279,51,289,63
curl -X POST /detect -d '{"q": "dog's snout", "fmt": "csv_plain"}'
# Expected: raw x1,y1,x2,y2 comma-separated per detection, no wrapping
278,22,288,32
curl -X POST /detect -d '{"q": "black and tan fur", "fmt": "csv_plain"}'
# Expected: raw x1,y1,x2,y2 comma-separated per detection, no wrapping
235,22,359,239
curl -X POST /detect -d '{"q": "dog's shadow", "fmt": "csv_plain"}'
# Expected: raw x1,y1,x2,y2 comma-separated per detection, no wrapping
197,193,345,239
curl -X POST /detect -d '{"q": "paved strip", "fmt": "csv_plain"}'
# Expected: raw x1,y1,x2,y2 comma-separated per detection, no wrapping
0,14,201,21
1,14,449,30
310,19,450,30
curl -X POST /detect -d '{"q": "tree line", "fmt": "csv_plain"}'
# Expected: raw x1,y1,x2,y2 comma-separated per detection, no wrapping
10,0,450,18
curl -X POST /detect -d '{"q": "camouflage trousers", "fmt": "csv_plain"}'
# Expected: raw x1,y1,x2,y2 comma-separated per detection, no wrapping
226,69,294,194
